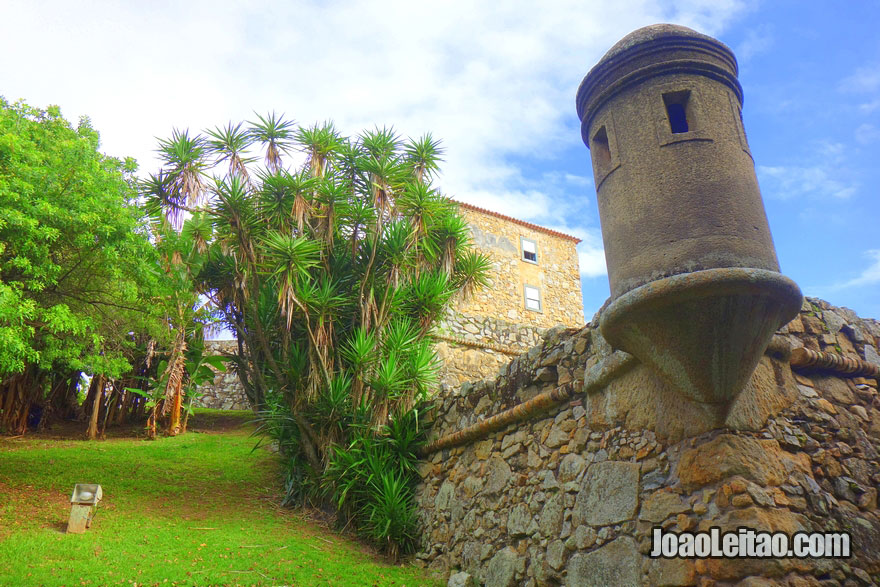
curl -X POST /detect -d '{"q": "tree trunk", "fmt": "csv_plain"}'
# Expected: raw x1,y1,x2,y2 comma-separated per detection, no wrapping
180,406,190,434
101,383,118,436
146,406,157,439
117,386,132,425
168,380,182,436
86,375,104,440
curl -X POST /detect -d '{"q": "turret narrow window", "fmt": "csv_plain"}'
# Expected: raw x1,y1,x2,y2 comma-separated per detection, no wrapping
590,117,621,185
663,90,691,134
592,126,612,171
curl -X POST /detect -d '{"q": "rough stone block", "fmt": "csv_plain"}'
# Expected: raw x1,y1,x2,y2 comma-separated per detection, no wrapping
538,492,564,537
484,546,519,587
573,461,640,527
639,489,689,523
566,537,640,587
558,453,586,483
645,556,696,586
676,435,810,491
435,481,455,510
483,456,512,494
506,503,532,537
447,571,476,587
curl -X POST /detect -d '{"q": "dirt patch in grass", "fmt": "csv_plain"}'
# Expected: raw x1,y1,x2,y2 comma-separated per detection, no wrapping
187,410,253,434
5,409,254,442
19,418,149,441
0,480,70,539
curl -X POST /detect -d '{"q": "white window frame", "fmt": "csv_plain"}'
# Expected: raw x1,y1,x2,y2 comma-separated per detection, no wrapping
520,237,538,264
524,284,542,312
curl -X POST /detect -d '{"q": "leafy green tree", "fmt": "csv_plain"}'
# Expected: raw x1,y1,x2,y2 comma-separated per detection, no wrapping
0,98,170,435
147,116,490,556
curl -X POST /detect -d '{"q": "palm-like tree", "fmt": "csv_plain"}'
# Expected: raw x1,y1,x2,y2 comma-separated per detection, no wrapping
148,117,490,554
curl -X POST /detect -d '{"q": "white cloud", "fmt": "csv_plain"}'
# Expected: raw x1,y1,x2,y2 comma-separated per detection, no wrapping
757,138,861,201
758,165,858,200
836,250,880,289
841,64,880,93
816,140,846,162
564,174,593,187
735,24,773,62
855,123,880,145
859,99,880,114
579,248,608,278
1,0,750,167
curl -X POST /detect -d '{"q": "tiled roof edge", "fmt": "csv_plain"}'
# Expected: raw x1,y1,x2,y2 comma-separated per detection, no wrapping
453,200,583,244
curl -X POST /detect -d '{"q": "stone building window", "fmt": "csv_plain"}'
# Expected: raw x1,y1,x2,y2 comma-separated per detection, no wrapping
524,285,542,312
521,237,538,264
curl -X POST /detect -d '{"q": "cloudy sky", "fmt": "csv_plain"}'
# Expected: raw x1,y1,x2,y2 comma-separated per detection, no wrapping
2,0,878,319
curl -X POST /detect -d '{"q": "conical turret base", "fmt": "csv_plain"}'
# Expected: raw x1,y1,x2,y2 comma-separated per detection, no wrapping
600,268,802,407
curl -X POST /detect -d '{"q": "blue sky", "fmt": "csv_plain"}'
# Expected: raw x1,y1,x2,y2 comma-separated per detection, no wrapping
2,1,878,320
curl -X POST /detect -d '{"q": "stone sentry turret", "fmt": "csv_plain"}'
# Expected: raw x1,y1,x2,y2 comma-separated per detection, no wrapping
576,25,803,412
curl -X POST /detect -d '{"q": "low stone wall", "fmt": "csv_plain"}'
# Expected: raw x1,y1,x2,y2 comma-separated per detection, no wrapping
194,340,250,411
415,300,880,585
435,310,546,388
193,314,547,410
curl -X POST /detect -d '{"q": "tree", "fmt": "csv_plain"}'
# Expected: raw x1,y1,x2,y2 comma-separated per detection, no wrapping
146,116,491,556
0,99,170,435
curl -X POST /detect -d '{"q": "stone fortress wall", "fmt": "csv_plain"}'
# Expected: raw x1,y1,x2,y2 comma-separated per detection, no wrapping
414,299,880,585
434,310,546,389
193,340,249,411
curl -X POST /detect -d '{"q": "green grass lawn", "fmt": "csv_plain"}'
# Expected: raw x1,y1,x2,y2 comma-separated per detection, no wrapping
0,410,439,586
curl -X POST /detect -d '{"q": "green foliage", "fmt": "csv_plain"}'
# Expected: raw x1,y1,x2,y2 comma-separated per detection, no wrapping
323,404,430,559
148,115,491,555
0,412,439,585
0,98,166,379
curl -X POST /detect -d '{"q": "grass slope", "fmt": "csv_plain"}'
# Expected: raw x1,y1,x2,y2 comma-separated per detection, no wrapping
0,410,438,586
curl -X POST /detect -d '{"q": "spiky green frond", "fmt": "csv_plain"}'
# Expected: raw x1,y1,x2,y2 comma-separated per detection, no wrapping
360,126,401,161
296,121,342,177
404,340,440,398
205,121,257,178
403,133,443,184
341,327,377,373
180,212,213,255
263,231,321,284
428,211,470,275
381,317,419,357
368,352,409,399
453,249,493,299
155,128,208,207
401,270,454,330
248,112,296,172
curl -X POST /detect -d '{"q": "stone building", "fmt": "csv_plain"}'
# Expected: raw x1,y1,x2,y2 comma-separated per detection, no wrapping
454,202,584,330
434,201,584,388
